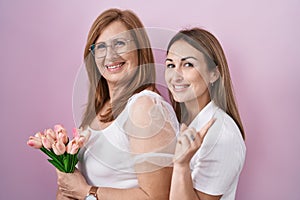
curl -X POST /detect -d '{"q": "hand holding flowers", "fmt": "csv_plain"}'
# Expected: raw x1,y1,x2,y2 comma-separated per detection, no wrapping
27,124,90,173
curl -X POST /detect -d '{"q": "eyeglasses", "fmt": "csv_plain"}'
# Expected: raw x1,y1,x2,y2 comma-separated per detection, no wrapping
89,38,135,59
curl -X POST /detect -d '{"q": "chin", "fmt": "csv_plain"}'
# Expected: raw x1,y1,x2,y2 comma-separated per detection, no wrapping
173,96,185,103
174,94,197,104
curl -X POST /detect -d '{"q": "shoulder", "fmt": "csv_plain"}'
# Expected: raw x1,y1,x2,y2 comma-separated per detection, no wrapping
131,91,157,109
218,109,245,148
127,90,160,124
128,90,162,106
126,90,175,127
125,90,178,153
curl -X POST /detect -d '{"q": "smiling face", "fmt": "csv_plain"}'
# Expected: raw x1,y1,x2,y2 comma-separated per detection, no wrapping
94,20,138,86
165,39,216,106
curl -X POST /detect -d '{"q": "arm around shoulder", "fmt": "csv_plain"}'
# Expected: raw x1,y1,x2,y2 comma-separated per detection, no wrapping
125,94,177,199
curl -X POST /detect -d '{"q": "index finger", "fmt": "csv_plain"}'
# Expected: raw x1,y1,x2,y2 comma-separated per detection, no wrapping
179,123,188,135
198,118,216,138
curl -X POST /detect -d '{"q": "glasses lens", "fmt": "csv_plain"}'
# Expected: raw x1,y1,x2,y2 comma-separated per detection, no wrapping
94,42,107,58
112,38,128,54
92,38,132,59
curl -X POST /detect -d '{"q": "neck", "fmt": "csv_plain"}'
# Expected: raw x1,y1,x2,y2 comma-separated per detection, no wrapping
107,82,124,103
184,93,210,125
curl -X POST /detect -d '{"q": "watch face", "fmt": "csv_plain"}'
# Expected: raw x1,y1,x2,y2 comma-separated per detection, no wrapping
85,194,97,200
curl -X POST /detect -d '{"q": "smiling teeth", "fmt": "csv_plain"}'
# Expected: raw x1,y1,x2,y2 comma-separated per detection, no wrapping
106,63,123,69
174,85,188,89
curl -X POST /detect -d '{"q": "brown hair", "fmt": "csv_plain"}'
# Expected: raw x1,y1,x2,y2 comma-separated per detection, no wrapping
167,28,245,140
80,8,156,128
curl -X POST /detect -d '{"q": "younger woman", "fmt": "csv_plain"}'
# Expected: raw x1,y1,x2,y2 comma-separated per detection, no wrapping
165,28,246,200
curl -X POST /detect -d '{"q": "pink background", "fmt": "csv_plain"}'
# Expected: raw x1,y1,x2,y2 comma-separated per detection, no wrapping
1,0,299,199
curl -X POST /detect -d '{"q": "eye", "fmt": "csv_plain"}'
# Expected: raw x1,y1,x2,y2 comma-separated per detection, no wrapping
95,43,106,50
166,63,175,68
114,39,126,48
183,62,194,67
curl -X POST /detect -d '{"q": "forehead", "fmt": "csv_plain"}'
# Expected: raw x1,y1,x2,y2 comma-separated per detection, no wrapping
167,40,205,61
96,21,131,43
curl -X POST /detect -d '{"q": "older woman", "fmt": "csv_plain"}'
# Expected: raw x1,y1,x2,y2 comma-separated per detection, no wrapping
56,8,178,200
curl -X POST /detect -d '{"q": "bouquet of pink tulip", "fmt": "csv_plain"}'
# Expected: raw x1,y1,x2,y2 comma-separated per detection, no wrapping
27,124,90,173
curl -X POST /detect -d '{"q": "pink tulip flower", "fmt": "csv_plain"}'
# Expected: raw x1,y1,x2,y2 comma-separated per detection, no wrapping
66,139,80,155
58,132,68,144
34,131,43,139
45,133,55,145
41,135,52,150
54,124,68,144
73,128,91,147
27,136,42,149
54,124,66,134
27,126,85,173
52,138,66,155
76,135,87,148
72,128,80,138
44,128,56,140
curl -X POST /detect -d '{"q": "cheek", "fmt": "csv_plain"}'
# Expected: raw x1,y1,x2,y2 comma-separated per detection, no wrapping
164,69,173,84
193,76,208,88
182,70,201,82
124,51,138,66
184,71,209,92
188,68,210,84
95,60,105,72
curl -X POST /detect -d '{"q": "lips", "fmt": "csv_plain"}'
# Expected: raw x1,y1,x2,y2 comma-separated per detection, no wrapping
172,84,190,92
105,62,125,72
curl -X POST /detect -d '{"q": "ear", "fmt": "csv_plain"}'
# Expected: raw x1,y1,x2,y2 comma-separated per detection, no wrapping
209,66,220,84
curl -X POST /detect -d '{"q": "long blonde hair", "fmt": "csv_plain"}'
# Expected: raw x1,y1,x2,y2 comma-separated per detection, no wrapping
167,28,245,140
80,8,156,128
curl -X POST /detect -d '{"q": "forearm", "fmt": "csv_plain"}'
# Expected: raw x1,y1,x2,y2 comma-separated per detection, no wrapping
95,167,172,200
95,184,169,200
95,187,150,200
170,164,199,200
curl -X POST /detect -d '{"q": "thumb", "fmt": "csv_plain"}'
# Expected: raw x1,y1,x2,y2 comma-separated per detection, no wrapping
180,123,188,135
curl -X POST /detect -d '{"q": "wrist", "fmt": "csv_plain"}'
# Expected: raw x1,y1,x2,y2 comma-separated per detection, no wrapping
173,163,190,173
84,186,99,200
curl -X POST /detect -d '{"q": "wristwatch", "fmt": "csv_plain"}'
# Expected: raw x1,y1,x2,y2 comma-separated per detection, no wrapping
84,186,98,200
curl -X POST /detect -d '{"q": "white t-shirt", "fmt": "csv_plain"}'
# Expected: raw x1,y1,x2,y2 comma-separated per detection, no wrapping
189,101,246,200
78,90,178,188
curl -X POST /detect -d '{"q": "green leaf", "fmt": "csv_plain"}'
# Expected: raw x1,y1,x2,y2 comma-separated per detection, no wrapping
48,159,66,172
40,147,56,158
40,147,80,173
40,147,65,171
63,154,69,172
70,154,76,172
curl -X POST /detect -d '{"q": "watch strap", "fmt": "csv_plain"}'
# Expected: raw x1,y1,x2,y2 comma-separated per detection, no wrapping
89,186,98,198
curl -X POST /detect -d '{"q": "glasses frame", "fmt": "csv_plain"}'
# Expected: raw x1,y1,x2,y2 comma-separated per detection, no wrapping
89,38,135,59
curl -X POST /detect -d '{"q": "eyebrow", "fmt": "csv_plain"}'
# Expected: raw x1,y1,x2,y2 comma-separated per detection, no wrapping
96,35,131,44
165,56,198,62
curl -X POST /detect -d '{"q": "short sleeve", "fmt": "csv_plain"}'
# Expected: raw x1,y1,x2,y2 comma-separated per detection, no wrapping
119,90,179,173
191,112,246,195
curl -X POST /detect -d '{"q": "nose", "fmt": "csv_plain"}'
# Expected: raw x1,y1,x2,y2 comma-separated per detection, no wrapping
173,66,184,82
105,45,118,59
